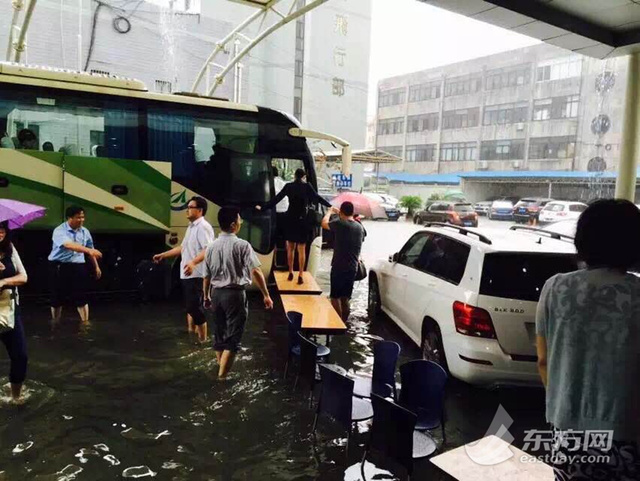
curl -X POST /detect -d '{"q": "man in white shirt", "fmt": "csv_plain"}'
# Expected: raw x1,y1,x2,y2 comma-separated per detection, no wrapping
273,167,289,214
153,196,215,342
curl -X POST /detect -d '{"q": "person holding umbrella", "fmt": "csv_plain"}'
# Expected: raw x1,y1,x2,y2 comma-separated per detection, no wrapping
0,199,47,404
256,169,331,284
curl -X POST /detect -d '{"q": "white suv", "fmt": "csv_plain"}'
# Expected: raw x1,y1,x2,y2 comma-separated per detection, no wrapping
368,224,578,387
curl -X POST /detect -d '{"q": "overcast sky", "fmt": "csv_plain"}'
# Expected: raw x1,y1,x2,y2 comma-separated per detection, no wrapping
368,0,540,117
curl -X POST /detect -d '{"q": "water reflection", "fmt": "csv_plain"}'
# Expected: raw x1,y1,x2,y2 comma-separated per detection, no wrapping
0,220,545,480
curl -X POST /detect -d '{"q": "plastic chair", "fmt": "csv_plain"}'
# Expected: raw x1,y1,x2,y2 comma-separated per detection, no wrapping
353,340,400,399
398,360,448,442
284,311,330,379
312,364,373,457
360,393,436,480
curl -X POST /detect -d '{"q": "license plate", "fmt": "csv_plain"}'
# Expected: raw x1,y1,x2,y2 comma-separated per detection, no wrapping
463,221,473,226
519,208,527,213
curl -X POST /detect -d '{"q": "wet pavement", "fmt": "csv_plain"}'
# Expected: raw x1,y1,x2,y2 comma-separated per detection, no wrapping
0,218,547,480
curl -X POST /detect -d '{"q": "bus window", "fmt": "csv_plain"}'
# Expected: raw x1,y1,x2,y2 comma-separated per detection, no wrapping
0,86,140,159
272,158,305,182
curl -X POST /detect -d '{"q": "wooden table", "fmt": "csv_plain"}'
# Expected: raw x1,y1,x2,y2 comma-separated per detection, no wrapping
430,435,553,480
281,295,347,335
274,271,323,295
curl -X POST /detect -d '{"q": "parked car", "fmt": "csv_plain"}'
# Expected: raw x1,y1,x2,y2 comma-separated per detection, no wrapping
363,192,402,221
473,201,493,216
538,201,588,224
414,202,478,227
488,200,514,220
368,224,578,386
512,198,553,224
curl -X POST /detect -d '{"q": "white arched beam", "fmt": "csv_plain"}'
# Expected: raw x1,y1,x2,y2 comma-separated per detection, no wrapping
192,0,329,96
289,128,352,177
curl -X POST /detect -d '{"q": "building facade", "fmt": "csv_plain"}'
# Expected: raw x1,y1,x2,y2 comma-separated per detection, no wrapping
375,43,627,176
0,0,371,148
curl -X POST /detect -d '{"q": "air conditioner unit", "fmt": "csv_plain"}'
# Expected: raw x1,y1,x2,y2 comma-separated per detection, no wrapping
516,123,525,131
513,161,521,169
478,161,489,170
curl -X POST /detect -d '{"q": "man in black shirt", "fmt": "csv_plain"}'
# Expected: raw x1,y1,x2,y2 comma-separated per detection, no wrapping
321,201,365,321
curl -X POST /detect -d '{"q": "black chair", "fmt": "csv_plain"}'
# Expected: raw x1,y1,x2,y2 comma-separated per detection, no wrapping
284,311,330,379
398,360,447,442
312,364,373,457
296,332,347,407
360,393,436,481
353,340,400,399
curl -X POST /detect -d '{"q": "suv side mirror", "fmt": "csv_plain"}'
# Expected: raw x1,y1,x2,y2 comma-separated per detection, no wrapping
389,252,399,263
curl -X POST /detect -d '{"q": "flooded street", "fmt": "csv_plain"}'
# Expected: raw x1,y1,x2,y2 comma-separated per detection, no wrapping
1,219,546,480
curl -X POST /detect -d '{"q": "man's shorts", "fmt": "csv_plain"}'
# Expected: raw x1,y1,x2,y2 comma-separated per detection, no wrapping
330,268,357,299
49,262,90,308
181,278,207,326
209,288,248,353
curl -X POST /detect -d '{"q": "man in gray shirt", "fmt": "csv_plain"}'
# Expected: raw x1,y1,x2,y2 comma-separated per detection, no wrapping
203,206,273,379
321,201,365,321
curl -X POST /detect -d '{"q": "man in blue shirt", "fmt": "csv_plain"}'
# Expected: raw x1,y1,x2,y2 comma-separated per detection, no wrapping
48,205,102,323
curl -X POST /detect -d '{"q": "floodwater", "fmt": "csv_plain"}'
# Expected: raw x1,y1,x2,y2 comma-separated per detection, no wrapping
0,219,546,480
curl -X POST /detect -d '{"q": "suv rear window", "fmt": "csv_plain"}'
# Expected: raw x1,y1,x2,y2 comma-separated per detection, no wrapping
546,203,566,212
454,204,474,213
480,253,578,302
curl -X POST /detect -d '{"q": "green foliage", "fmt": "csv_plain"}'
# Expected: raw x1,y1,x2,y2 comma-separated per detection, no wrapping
399,195,423,216
428,192,444,201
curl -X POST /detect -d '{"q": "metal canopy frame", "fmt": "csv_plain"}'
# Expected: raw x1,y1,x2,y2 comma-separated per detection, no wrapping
191,0,329,96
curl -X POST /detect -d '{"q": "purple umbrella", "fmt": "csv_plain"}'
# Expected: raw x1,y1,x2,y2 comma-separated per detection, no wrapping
0,199,47,229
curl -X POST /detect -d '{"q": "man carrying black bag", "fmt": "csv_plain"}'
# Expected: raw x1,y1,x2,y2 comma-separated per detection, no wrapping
321,201,366,321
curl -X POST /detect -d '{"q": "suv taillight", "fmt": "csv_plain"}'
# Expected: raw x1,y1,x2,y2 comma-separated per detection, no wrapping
453,301,496,339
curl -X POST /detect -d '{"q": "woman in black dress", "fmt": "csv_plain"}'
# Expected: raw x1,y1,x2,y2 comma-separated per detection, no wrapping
257,169,331,284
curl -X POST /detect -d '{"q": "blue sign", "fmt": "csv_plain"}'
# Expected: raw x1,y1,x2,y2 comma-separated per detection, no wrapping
332,173,353,188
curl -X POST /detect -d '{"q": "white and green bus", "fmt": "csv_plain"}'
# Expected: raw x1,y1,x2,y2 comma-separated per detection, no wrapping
0,63,324,295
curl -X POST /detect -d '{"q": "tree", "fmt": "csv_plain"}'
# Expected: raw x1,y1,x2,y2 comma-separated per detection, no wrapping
399,195,423,218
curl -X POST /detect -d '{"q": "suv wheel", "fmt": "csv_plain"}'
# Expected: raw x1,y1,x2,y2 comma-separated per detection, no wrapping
422,322,448,371
368,275,382,316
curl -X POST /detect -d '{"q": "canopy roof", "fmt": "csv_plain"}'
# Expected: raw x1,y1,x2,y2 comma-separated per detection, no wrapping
420,0,640,59
314,149,402,164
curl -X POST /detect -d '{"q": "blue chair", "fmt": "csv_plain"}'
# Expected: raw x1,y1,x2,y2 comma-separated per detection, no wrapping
284,311,330,379
353,340,400,399
312,364,373,457
398,360,447,443
360,393,436,480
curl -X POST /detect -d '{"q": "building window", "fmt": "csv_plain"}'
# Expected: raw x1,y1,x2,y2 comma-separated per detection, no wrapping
379,88,406,108
407,113,439,133
377,118,404,136
533,95,580,121
444,75,482,97
155,80,172,93
381,146,403,158
480,139,525,160
293,97,302,121
408,81,441,102
332,78,345,97
440,142,477,161
482,102,528,126
335,14,348,36
442,108,480,129
536,57,582,82
485,64,531,90
406,144,436,162
529,136,577,159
